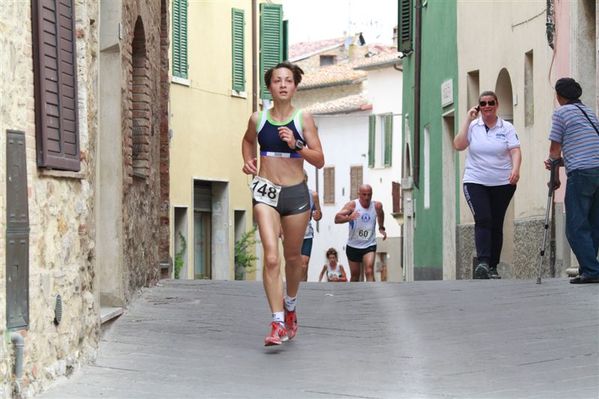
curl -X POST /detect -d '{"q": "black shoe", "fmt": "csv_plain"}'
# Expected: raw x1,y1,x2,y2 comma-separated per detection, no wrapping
474,263,490,279
489,267,501,279
570,275,599,284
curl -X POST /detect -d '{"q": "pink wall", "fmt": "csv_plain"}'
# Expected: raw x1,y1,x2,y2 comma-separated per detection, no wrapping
550,0,572,203
552,0,571,82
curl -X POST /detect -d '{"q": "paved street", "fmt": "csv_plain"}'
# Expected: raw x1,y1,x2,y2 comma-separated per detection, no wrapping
37,278,598,399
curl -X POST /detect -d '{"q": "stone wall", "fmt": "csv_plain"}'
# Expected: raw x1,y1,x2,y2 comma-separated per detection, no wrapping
0,1,169,397
456,217,562,280
0,1,100,398
121,0,165,298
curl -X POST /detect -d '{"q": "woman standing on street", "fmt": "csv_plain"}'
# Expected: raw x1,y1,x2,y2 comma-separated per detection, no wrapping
454,91,521,279
241,61,324,346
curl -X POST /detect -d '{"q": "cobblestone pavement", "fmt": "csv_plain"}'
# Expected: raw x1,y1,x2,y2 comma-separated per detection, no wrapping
37,278,599,399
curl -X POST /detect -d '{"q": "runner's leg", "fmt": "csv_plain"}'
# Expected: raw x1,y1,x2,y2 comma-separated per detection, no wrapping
363,251,376,282
254,204,284,313
282,210,310,298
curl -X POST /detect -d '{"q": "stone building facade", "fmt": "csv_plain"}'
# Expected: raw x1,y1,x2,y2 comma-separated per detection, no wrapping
0,1,169,397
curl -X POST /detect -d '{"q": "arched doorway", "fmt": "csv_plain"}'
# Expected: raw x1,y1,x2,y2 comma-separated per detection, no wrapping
494,68,515,273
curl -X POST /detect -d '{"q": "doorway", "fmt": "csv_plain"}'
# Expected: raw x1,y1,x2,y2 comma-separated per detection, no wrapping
194,211,212,279
442,113,456,280
173,207,188,279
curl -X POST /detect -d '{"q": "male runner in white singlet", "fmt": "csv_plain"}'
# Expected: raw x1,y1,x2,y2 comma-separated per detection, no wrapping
334,184,386,281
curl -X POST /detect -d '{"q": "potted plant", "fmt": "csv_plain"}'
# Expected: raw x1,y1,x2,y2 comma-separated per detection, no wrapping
235,227,258,280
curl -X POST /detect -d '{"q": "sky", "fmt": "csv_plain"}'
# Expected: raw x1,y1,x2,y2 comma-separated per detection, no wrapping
281,0,398,45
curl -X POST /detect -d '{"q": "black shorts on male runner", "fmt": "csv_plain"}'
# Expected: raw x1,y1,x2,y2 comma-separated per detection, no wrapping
301,237,313,257
345,244,377,262
253,181,310,216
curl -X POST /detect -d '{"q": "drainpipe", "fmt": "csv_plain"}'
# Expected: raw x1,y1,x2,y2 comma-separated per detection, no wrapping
413,0,422,188
252,0,258,113
11,332,24,383
546,0,555,49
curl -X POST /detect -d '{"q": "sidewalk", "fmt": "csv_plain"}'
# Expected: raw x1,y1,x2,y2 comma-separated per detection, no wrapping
37,278,598,399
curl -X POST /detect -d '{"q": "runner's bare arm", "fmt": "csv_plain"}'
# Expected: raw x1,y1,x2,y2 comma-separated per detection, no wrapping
311,191,322,221
334,201,358,224
242,113,259,175
375,201,387,240
318,265,327,282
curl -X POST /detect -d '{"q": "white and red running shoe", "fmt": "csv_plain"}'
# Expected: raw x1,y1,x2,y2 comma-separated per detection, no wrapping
264,322,289,346
285,308,297,340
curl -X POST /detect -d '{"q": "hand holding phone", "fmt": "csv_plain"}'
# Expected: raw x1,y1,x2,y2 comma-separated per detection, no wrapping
468,105,480,120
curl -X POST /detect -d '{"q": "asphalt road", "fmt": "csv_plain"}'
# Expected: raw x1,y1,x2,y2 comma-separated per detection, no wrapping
37,278,599,399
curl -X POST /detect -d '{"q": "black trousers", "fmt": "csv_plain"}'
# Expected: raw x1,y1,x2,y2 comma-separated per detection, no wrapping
463,183,516,269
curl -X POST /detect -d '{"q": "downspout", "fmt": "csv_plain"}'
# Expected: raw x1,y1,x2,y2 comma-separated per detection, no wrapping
413,0,422,188
11,332,24,393
252,0,258,113
546,0,555,49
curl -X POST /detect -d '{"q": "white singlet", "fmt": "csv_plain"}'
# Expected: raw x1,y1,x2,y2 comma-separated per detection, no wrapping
346,199,377,249
326,263,342,281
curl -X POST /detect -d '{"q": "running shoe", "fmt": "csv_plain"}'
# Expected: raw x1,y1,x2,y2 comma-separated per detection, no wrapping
285,308,298,340
264,322,288,346
488,267,501,279
474,262,490,279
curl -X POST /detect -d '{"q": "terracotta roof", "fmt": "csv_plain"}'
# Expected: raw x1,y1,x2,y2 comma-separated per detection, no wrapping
353,51,402,70
304,94,372,115
289,37,346,61
299,63,367,90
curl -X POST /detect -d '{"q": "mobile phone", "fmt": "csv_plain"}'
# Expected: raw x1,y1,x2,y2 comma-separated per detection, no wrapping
475,105,480,112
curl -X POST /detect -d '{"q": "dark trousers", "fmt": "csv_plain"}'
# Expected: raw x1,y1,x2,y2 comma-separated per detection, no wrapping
463,183,516,269
565,167,599,277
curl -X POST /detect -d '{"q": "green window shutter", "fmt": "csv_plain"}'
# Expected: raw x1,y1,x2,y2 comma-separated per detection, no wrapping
260,3,283,100
368,114,376,168
384,114,393,167
398,0,413,54
172,0,188,79
231,8,245,92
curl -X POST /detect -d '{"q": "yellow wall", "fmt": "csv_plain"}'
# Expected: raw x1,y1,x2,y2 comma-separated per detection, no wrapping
169,1,269,280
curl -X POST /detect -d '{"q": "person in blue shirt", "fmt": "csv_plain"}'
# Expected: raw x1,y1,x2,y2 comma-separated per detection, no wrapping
546,77,599,284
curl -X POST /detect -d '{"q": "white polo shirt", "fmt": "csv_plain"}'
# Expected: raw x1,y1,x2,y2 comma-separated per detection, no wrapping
463,117,520,186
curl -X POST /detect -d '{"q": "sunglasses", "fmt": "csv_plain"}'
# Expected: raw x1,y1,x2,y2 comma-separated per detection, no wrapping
479,100,496,107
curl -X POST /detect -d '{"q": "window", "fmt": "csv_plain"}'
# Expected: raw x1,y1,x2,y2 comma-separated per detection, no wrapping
282,19,289,61
398,0,413,54
231,8,245,93
467,70,480,110
524,50,534,127
320,55,336,66
323,167,335,204
350,166,363,199
383,114,393,167
172,0,188,79
131,18,150,178
392,181,402,215
32,0,80,171
260,3,283,100
368,113,393,168
368,115,376,167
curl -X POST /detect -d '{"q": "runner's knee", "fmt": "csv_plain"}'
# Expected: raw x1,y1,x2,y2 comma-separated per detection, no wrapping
264,254,280,271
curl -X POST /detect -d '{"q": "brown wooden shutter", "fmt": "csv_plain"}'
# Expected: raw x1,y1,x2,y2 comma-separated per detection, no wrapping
323,167,335,204
350,166,363,200
392,181,402,215
32,0,80,171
